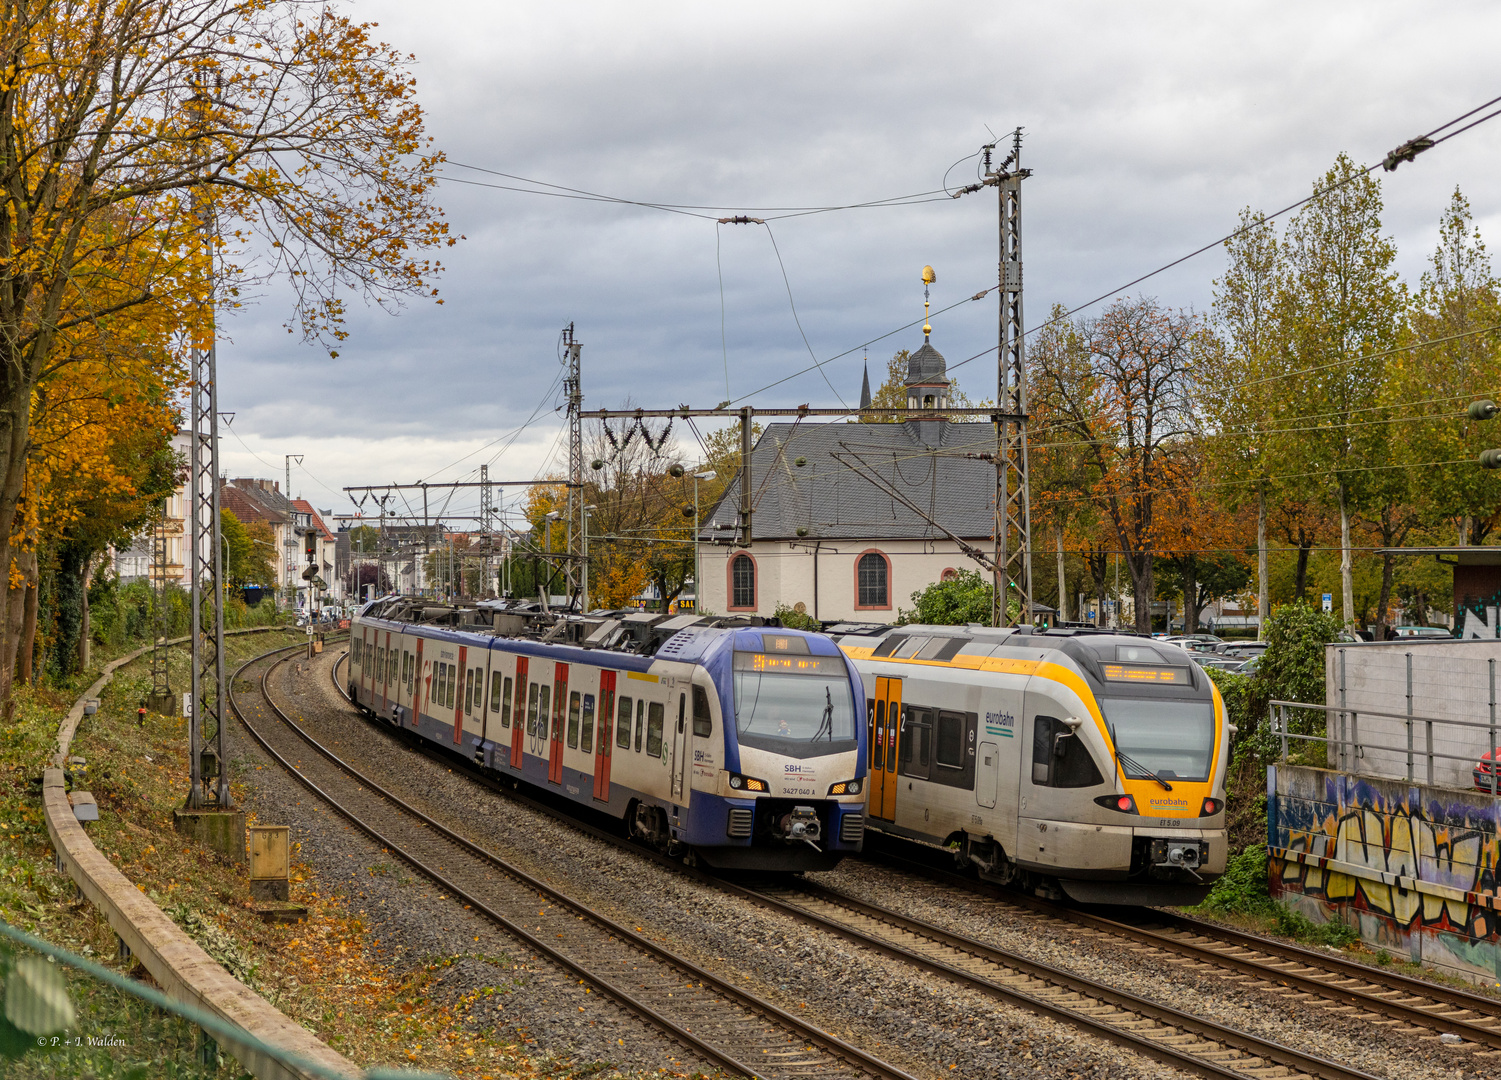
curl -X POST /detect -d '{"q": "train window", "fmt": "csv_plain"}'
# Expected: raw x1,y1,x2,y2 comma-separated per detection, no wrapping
352,637,362,664
527,682,540,736
447,665,457,708
900,707,931,780
464,669,475,714
635,700,645,752
539,685,552,738
376,647,385,679
567,691,581,748
500,677,513,727
617,695,633,749
1031,716,1104,788
872,700,885,770
677,694,686,734
692,686,713,738
404,653,414,690
580,694,594,753
646,702,665,757
433,662,443,704
936,711,965,769
490,671,502,713
391,651,398,686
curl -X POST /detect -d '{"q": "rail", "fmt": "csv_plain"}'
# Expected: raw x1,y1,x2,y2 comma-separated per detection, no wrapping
1270,698,1499,791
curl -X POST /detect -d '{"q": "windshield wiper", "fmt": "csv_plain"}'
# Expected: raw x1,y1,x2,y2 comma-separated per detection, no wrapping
1117,749,1173,790
811,687,834,741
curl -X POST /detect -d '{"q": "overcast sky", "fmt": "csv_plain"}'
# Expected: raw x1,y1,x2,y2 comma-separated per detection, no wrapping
214,1,1501,530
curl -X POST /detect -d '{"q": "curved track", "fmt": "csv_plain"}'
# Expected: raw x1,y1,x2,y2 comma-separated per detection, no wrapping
235,642,915,1080
862,844,1501,1051
327,652,1420,1080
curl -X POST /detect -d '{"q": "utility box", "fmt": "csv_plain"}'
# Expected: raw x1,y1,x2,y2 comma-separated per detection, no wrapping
248,825,290,902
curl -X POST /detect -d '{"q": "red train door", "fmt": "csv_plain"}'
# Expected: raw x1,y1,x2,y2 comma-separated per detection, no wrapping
549,662,568,785
511,656,527,769
594,671,615,801
453,645,467,743
380,631,391,713
412,638,425,726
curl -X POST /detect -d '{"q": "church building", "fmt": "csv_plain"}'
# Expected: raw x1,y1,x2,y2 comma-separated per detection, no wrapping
697,327,997,623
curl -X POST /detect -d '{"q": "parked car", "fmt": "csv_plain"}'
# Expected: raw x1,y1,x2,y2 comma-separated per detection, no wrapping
1220,641,1268,659
1474,749,1501,792
1236,653,1262,677
1193,655,1245,673
1392,626,1454,640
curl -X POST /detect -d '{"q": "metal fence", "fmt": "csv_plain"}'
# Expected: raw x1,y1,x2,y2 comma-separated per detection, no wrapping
0,917,447,1079
1270,698,1499,794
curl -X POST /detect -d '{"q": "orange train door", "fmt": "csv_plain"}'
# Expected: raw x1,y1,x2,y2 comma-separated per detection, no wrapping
870,676,902,822
510,656,528,768
594,671,615,801
453,645,467,744
549,662,568,784
412,638,425,727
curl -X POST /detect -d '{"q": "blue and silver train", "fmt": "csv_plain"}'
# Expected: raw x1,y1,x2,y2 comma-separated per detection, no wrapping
348,598,868,870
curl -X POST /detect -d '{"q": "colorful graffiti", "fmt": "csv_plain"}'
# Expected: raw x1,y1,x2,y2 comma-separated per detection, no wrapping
1270,763,1501,980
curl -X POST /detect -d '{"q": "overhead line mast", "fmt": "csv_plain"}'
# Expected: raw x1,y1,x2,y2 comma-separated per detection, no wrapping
953,127,1035,626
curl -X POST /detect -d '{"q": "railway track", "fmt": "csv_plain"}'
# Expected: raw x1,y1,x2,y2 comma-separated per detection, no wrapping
862,844,1501,1055
234,642,916,1080
325,652,1406,1080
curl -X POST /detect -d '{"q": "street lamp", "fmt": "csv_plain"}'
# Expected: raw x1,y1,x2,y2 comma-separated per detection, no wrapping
582,505,596,613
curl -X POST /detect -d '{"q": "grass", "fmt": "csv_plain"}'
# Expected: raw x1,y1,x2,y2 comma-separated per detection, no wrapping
4,631,711,1079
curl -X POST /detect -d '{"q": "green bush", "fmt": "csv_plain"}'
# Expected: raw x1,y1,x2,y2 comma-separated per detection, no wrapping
772,602,821,632
1246,602,1342,763
898,569,1020,625
1194,844,1273,916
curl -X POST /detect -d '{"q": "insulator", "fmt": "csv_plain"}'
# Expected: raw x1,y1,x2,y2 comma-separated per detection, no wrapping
1480,448,1501,470
1470,399,1499,421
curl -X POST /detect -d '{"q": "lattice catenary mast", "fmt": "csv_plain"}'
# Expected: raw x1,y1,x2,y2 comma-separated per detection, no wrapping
988,129,1033,626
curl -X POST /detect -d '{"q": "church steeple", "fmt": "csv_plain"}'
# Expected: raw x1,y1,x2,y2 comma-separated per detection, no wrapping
859,361,872,411
906,265,951,418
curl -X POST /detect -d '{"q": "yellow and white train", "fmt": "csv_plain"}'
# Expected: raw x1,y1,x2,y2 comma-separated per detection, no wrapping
833,624,1229,905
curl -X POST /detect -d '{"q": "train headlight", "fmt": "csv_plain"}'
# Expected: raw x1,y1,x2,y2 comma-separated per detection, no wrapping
828,779,862,796
1200,797,1224,816
1094,794,1137,814
728,772,768,792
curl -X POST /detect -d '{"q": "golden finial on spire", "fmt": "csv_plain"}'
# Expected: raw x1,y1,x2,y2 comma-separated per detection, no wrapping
921,265,936,340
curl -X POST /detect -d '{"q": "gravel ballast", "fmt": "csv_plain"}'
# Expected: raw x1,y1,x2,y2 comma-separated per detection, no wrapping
249,647,1473,1080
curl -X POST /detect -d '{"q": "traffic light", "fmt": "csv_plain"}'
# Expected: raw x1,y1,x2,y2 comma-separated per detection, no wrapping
1470,400,1501,468
304,529,316,560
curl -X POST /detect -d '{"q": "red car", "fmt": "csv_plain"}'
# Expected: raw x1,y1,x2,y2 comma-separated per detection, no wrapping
1474,749,1501,792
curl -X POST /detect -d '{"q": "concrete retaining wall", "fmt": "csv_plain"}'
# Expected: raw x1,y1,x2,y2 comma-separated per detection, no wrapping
1269,762,1501,982
1324,639,1501,789
41,630,358,1080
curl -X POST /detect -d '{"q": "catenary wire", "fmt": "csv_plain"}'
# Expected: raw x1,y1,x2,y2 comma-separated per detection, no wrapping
733,92,1501,406
445,160,951,215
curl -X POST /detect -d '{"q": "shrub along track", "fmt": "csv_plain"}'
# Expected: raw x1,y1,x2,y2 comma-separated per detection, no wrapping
326,653,1415,1080
232,641,917,1080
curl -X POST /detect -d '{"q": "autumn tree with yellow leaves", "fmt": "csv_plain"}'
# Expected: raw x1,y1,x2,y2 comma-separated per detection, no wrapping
0,1,454,701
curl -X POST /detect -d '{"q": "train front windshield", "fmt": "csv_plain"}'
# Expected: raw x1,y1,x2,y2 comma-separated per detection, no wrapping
1100,698,1215,782
733,652,857,758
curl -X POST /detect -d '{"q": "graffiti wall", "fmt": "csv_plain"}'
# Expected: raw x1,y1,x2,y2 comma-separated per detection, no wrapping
1269,763,1501,982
